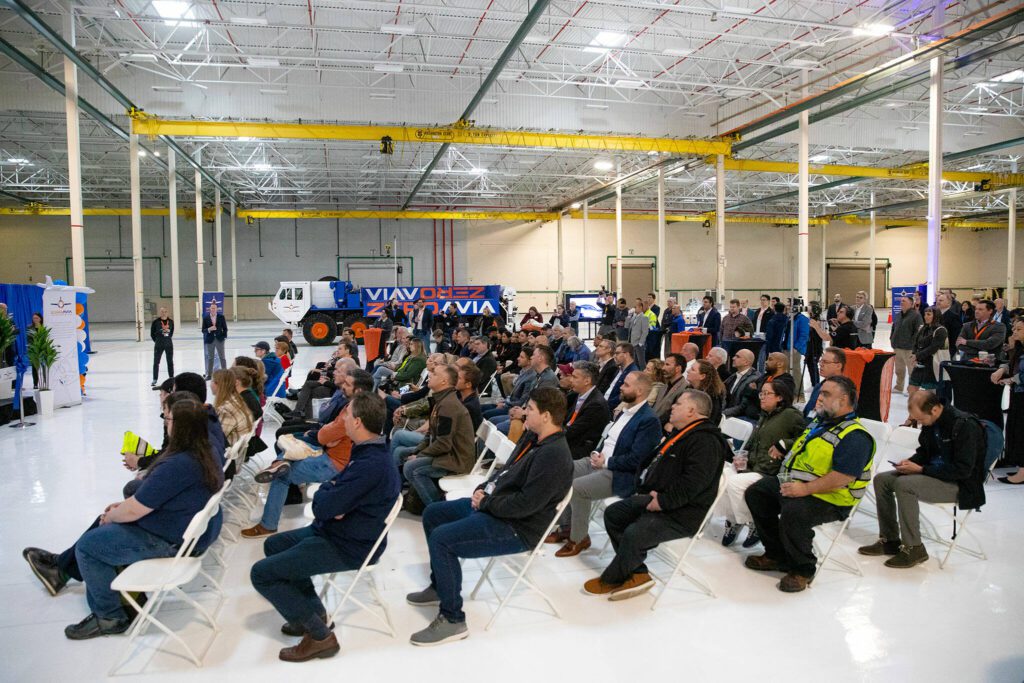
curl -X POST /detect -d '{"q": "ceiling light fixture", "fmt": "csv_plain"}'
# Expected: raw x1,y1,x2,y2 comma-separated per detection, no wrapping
369,92,396,99
381,23,416,35
809,154,830,163
152,0,197,27
151,85,183,92
247,57,280,68
250,162,272,171
374,63,404,73
126,53,158,63
259,87,287,94
594,160,614,171
990,69,1024,83
6,157,29,164
853,22,894,37
584,103,609,110
662,48,693,57
571,202,581,209
613,79,644,89
231,17,268,25
584,30,626,53
138,150,147,157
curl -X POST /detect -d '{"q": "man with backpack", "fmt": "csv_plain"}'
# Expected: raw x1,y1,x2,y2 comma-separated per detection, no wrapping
859,390,990,569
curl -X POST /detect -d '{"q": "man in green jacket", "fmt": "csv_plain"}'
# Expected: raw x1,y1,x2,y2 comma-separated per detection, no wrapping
402,366,476,509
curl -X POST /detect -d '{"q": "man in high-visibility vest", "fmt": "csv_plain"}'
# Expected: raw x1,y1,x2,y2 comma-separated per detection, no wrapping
743,375,875,593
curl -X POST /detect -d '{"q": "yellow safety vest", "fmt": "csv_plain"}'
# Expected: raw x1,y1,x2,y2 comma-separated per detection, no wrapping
644,310,658,328
782,418,874,507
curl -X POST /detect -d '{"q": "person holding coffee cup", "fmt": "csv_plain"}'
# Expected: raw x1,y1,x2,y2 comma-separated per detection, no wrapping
956,299,1006,363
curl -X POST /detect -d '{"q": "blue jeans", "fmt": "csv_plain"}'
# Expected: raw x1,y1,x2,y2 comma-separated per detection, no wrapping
250,526,360,636
390,429,425,466
274,430,318,458
481,406,509,420
491,416,512,435
415,330,432,353
372,366,395,391
261,455,339,530
404,457,450,505
422,499,527,623
75,522,178,620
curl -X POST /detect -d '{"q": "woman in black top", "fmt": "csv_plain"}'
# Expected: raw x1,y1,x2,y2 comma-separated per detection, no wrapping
959,300,975,325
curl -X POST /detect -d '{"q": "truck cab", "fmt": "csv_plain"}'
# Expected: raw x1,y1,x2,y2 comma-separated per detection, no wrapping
269,281,312,327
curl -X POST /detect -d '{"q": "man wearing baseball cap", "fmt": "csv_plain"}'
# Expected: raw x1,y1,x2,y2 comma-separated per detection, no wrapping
254,341,286,398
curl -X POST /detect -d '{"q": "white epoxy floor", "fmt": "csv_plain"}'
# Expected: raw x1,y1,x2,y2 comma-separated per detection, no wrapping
2,320,1022,682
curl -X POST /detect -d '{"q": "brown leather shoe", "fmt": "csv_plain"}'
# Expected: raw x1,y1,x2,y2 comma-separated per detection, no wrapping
544,528,570,544
555,536,591,558
778,572,813,593
609,572,654,601
241,523,276,539
582,577,622,596
278,632,340,662
744,554,784,572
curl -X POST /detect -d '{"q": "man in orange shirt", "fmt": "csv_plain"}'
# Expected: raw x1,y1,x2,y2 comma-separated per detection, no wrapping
242,368,374,538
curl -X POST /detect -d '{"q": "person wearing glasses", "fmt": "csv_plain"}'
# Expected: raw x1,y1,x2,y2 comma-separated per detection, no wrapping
804,348,846,421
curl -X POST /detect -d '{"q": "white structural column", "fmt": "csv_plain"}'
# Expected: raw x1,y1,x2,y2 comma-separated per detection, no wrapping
556,212,564,300
657,167,666,307
167,147,181,325
128,134,145,342
214,186,223,293
194,153,205,320
797,74,809,305
615,176,623,296
63,6,85,287
582,200,589,292
821,223,828,302
716,154,726,300
869,191,877,306
231,200,238,321
925,55,944,304
1009,186,1018,308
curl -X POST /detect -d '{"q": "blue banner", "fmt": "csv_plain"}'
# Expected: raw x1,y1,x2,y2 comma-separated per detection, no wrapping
202,291,225,317
891,285,927,322
360,285,502,318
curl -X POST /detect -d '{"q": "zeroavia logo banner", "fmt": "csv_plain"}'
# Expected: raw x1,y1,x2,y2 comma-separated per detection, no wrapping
362,286,502,317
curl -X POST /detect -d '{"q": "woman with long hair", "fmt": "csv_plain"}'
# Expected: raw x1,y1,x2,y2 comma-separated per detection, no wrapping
231,366,264,421
686,359,726,426
21,397,223,639
234,355,267,402
993,320,1024,484
905,307,949,426
392,337,428,387
644,359,667,406
212,369,254,445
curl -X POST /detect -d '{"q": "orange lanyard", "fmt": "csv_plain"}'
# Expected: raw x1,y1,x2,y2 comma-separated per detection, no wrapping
657,419,704,455
973,323,991,340
511,442,533,465
568,409,580,425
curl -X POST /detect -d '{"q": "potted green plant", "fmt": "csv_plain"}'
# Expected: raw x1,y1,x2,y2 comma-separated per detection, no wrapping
27,324,59,416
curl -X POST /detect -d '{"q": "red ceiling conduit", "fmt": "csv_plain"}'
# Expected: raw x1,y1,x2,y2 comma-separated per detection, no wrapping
433,218,438,286
441,217,447,286
452,0,497,77
449,219,455,286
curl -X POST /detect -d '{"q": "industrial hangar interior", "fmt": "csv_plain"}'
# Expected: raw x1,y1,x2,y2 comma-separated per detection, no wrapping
0,0,1022,681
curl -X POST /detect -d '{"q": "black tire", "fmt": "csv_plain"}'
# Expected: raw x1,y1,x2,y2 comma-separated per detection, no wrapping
317,275,339,282
302,313,338,346
342,313,371,344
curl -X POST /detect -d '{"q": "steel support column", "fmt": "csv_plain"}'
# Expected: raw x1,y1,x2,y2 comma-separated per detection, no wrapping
583,200,589,292
195,151,205,319
231,200,238,321
797,71,809,305
214,186,223,293
129,134,144,342
926,56,944,305
62,5,85,287
869,191,877,307
556,212,564,301
615,174,623,297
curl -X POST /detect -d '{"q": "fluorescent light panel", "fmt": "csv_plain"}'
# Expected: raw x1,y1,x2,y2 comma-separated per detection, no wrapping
662,48,693,57
231,17,268,25
374,63,404,73
247,57,280,67
259,87,287,94
614,79,644,89
151,85,183,92
381,23,415,35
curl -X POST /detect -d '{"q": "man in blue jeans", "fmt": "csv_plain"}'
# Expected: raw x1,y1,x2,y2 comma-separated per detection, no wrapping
405,386,573,646
410,298,434,353
241,368,374,539
250,391,401,663
490,345,558,435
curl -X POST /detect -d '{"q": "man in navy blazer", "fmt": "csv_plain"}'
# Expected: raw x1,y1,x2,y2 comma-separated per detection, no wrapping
550,371,662,556
563,361,613,460
602,342,638,411
410,298,434,352
696,296,722,346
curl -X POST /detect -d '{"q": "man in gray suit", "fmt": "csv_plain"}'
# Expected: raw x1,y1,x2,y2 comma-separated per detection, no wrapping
852,290,875,349
652,353,688,425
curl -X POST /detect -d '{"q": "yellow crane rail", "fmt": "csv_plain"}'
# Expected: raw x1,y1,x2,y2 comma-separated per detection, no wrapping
715,157,1024,186
130,117,732,156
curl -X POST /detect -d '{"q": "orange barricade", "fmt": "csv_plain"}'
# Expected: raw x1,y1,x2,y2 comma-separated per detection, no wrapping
671,332,712,358
841,348,895,422
363,328,384,364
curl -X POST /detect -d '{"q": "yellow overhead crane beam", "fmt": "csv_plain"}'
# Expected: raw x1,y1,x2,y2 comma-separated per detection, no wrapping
714,157,1024,186
130,117,732,156
235,209,560,221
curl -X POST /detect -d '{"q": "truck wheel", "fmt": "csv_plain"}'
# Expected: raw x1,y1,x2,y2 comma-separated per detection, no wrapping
343,313,371,343
302,313,337,346
317,275,339,282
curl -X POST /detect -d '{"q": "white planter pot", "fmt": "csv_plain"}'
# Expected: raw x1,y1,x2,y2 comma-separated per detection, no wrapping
35,389,54,417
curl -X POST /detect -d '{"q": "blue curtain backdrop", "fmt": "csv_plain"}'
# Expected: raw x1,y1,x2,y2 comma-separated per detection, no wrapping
0,283,45,406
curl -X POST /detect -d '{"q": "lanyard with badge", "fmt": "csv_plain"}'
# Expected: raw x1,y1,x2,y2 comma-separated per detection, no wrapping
638,420,703,483
484,439,535,494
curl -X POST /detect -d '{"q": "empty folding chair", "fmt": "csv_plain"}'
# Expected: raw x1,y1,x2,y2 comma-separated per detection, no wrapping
649,475,728,609
443,434,516,500
317,495,404,639
721,417,755,451
109,484,227,674
470,489,574,631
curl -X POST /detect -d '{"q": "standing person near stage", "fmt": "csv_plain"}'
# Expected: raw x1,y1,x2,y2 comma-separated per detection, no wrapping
202,301,228,380
150,307,175,387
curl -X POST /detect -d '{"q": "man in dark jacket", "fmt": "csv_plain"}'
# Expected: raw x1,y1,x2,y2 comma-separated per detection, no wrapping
202,301,228,380
455,364,483,431
150,307,174,387
554,371,661,557
250,392,400,663
563,361,612,460
402,366,477,507
859,391,985,569
890,296,922,394
936,291,963,346
956,299,1007,362
469,336,497,392
583,388,727,600
410,298,434,352
696,296,722,346
407,386,573,646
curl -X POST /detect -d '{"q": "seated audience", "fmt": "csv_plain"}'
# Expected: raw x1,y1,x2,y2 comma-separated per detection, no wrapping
956,299,1007,362
993,319,1024,483
805,347,845,420
402,366,477,509
234,355,267,404
285,341,356,420
563,361,613,460
405,387,573,646
643,359,667,406
743,376,874,593
250,392,400,662
553,371,661,556
242,369,374,538
468,336,497,392
232,366,264,422
254,340,287,398
23,397,224,639
724,349,763,417
859,391,985,568
685,359,726,426
211,369,255,446
520,306,544,327
593,338,619,394
707,346,730,382
456,364,483,431
604,342,639,411
652,353,688,425
718,380,806,548
373,326,410,372
582,390,728,599
681,342,699,372
490,346,558,435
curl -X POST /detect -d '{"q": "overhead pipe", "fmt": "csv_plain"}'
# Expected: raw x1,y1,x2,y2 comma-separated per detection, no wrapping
433,219,438,286
449,219,455,286
402,0,553,209
0,0,235,204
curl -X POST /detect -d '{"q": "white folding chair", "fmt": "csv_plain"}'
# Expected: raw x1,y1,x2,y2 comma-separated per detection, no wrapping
854,419,893,519
262,367,294,424
721,417,755,451
443,433,516,500
439,421,498,494
316,495,403,639
470,488,573,631
110,485,227,674
921,454,1000,569
649,475,728,609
